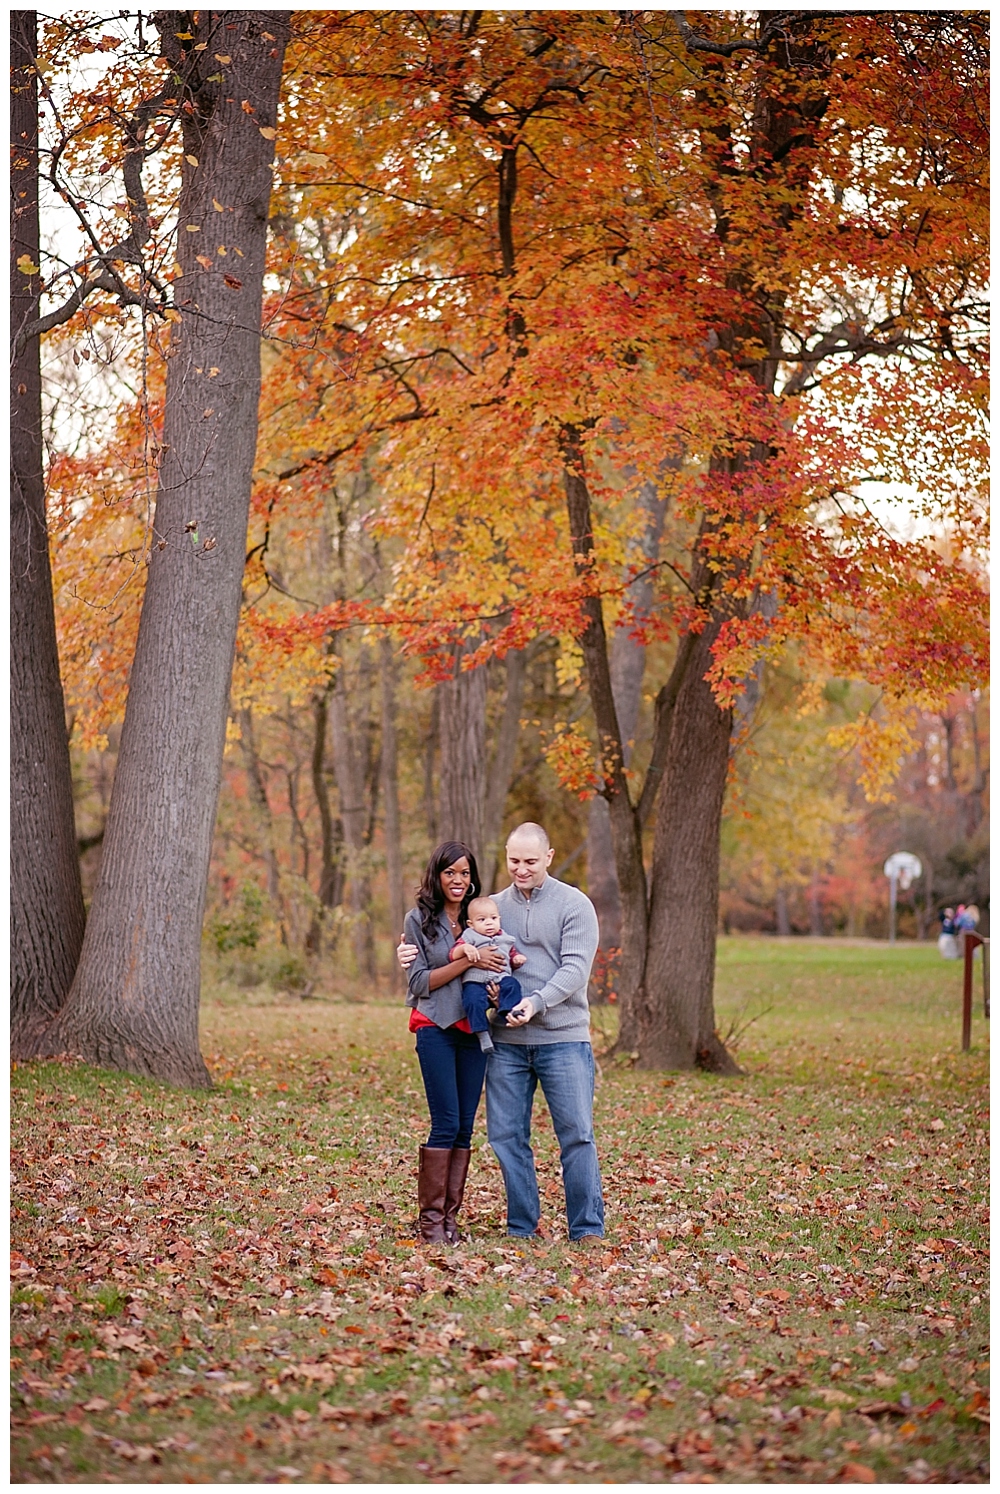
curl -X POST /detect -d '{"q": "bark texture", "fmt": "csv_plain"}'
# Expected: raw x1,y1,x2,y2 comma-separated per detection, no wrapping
639,617,740,1072
10,10,87,1055
43,13,289,1086
438,640,488,860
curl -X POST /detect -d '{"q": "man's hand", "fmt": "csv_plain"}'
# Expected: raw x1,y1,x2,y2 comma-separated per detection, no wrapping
396,941,418,970
506,997,537,1027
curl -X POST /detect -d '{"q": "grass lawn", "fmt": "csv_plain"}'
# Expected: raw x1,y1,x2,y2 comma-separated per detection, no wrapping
11,936,989,1483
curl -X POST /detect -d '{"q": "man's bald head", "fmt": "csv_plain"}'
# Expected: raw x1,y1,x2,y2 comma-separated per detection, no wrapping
506,822,553,894
507,821,550,852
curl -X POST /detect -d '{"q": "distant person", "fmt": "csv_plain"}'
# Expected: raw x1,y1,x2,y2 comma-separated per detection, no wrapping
956,904,980,931
938,907,959,959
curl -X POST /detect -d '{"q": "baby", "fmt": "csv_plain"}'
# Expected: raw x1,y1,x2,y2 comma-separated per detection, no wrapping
450,896,526,1054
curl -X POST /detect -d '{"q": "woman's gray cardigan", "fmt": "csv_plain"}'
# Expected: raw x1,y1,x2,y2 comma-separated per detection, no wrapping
403,908,467,1029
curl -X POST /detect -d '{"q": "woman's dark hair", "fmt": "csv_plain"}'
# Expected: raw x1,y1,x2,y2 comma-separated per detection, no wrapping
415,841,481,937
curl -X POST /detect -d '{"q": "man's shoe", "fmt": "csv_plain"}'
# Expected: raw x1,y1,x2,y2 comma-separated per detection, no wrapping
572,1234,605,1250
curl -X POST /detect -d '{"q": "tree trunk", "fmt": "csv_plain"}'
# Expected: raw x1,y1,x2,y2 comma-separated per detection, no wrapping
329,645,376,980
10,10,87,1056
808,870,823,936
561,428,651,1029
776,886,791,937
438,639,487,860
379,635,406,986
43,13,289,1087
480,647,528,892
236,706,283,910
423,689,440,846
640,618,741,1073
305,679,343,955
586,478,666,947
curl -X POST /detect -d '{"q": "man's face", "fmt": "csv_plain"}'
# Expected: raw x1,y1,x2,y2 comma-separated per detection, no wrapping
506,831,554,893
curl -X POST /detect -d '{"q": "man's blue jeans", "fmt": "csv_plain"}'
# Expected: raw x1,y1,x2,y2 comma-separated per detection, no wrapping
486,1041,604,1240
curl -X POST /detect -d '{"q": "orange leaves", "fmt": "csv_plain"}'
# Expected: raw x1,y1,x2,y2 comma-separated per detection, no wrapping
542,723,601,801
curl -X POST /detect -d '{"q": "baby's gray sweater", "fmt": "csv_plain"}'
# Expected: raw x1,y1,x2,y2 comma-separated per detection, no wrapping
492,876,599,1045
457,928,518,985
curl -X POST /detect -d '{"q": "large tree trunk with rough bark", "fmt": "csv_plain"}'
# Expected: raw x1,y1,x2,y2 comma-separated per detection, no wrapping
10,11,87,1056
438,639,488,860
42,13,288,1087
633,617,740,1071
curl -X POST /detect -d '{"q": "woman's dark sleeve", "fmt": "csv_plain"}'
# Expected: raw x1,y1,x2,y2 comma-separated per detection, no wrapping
404,910,432,1001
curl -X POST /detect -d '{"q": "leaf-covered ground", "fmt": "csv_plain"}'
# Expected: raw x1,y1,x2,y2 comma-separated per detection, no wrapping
11,938,989,1483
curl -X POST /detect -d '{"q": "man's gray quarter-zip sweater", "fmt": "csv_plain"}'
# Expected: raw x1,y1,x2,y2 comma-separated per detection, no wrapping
493,876,599,1045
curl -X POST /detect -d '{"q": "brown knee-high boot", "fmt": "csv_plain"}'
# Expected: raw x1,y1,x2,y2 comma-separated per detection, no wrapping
444,1148,471,1244
418,1146,452,1244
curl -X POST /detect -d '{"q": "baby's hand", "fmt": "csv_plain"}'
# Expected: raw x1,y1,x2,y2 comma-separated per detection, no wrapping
511,951,526,969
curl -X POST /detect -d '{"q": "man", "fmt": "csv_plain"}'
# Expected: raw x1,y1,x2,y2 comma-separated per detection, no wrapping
488,822,604,1244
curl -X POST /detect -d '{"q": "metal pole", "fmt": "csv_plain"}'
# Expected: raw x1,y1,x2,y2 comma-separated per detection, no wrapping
889,870,898,945
962,931,975,1051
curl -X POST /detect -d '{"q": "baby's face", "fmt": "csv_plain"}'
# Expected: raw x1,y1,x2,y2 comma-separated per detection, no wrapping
470,909,502,937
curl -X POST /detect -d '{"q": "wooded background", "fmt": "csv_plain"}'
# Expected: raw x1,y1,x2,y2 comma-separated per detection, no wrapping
12,10,988,1083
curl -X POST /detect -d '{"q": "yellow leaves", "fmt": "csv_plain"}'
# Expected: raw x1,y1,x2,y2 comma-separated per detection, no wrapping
215,54,232,65
213,199,225,212
796,678,826,717
16,254,39,276
827,704,919,804
195,254,214,271
185,154,199,167
554,636,584,689
185,223,200,232
258,126,277,140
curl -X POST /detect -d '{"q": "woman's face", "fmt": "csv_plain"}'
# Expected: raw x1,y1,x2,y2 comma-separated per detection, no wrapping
439,857,471,905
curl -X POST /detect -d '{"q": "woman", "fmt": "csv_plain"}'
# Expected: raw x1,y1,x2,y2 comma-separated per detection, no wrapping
403,841,504,1243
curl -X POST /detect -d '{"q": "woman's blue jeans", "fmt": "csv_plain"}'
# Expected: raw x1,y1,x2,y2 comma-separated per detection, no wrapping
415,1024,487,1149
486,1041,605,1240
